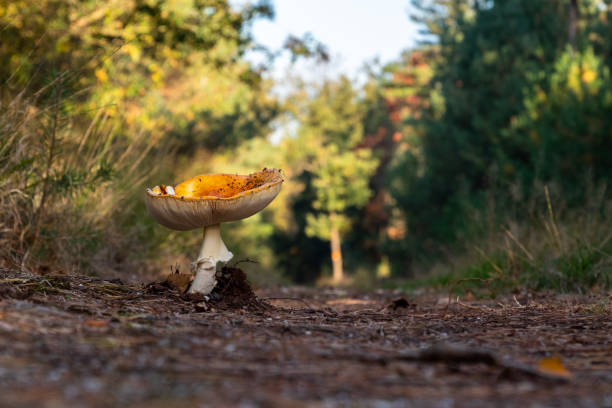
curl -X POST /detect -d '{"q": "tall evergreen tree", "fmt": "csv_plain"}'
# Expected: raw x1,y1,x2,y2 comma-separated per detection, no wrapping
399,0,571,251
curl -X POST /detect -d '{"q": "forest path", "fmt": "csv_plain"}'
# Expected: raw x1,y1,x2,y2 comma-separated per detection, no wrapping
0,269,610,407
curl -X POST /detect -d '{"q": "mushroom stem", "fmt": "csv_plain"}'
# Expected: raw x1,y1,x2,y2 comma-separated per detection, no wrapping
188,224,233,295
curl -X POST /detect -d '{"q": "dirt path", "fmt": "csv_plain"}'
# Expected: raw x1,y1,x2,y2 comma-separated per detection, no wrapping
0,268,610,407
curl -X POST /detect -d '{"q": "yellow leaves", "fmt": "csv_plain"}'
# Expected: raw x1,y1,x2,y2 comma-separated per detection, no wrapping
376,257,391,278
560,49,604,100
568,63,582,96
124,43,142,62
148,63,163,85
141,34,154,45
56,37,71,53
95,68,108,83
537,356,573,379
162,48,180,68
151,71,162,84
9,54,22,68
4,3,18,18
581,68,596,84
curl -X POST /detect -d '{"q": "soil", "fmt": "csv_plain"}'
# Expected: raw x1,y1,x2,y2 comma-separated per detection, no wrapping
0,267,610,407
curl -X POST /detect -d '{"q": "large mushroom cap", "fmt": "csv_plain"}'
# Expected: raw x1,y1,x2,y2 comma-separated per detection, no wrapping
145,168,283,230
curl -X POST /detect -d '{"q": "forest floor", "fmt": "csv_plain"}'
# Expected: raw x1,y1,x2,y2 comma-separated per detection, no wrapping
0,267,610,408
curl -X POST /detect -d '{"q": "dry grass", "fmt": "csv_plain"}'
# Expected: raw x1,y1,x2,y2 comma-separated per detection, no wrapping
404,183,612,294
0,77,161,278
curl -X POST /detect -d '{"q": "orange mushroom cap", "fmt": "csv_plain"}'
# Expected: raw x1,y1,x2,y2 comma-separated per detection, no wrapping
145,168,283,230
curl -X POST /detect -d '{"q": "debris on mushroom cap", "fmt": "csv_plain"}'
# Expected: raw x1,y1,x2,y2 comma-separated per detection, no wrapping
144,168,283,231
147,187,163,196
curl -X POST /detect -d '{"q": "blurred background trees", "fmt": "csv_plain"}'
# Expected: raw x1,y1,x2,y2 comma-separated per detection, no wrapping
1,0,611,290
386,0,612,289
288,78,379,283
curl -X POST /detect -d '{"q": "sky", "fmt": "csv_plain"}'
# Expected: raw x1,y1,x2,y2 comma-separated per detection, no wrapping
247,0,419,81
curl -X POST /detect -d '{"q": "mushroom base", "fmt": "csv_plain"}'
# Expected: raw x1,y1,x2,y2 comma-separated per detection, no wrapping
188,224,233,295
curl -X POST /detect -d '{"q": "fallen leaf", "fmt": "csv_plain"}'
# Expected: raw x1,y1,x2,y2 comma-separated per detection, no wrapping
86,320,109,328
537,356,573,379
166,272,193,293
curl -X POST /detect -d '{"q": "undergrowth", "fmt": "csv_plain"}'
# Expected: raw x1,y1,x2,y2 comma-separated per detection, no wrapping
402,185,612,296
0,73,159,278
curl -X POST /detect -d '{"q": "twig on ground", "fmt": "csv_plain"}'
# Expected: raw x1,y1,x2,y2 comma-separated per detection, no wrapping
455,296,482,309
513,295,524,307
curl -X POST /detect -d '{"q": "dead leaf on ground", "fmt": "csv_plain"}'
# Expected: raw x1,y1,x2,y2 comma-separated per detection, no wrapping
537,356,573,379
85,319,109,328
165,272,193,293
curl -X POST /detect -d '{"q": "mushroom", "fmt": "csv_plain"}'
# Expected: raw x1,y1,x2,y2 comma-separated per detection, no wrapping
145,168,283,295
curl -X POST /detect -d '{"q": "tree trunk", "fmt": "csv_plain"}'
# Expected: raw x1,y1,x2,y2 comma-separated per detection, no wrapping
329,212,343,285
569,0,579,53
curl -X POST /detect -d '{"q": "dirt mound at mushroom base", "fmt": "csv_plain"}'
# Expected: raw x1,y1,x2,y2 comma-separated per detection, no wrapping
160,266,270,311
208,266,269,311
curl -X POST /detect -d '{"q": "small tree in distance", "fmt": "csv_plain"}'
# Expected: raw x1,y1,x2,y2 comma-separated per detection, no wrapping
306,146,378,284
281,76,379,284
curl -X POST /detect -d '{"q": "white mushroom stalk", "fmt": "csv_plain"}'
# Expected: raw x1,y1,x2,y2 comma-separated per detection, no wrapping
189,224,233,294
144,168,284,296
